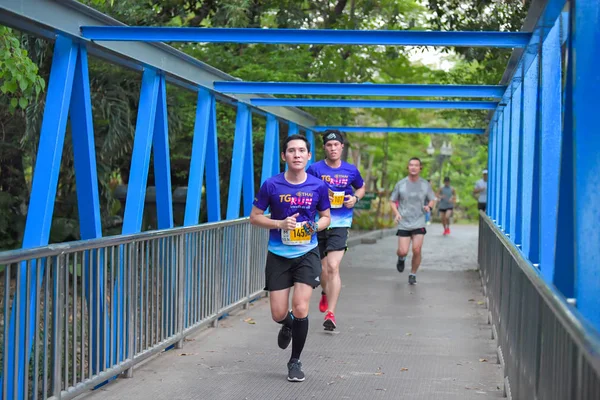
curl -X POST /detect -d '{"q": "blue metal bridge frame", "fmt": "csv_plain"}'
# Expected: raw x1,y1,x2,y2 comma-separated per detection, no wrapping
0,0,599,398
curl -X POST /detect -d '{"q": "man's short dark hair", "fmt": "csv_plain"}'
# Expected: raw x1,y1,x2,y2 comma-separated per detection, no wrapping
408,157,422,165
283,134,311,152
444,177,450,183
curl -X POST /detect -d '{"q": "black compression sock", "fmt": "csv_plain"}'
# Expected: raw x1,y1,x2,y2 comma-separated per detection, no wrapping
290,315,309,361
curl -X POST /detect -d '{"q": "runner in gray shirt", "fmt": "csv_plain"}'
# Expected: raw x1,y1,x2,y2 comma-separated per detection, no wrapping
390,157,435,285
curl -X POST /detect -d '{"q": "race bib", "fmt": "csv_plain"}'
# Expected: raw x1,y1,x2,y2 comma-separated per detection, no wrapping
329,189,345,209
281,223,312,245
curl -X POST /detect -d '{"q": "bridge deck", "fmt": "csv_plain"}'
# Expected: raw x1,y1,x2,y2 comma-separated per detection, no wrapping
81,224,503,400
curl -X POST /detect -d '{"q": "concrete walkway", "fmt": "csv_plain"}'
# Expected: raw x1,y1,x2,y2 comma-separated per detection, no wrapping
82,224,503,400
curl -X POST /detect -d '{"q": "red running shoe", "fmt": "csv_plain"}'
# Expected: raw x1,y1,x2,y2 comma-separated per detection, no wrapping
319,293,328,313
323,311,337,331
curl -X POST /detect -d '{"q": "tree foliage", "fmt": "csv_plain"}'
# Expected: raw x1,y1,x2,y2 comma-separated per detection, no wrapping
0,0,528,248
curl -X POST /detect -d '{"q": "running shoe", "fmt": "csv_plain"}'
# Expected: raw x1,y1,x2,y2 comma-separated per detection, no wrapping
278,325,292,349
323,311,337,331
287,359,305,382
408,274,417,285
396,257,405,273
319,292,328,313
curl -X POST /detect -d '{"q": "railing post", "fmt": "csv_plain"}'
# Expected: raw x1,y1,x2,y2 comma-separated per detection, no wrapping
123,242,135,378
176,234,185,348
243,223,252,310
52,255,65,398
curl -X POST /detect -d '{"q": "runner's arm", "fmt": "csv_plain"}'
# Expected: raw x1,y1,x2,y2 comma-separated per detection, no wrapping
354,185,366,201
249,206,299,230
315,209,331,232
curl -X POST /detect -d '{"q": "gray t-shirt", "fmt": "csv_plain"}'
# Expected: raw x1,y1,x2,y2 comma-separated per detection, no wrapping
475,179,487,203
438,185,454,209
390,177,435,230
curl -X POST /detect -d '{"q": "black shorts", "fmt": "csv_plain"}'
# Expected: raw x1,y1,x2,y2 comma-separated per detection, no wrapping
439,208,454,213
264,247,322,291
478,202,487,212
396,227,427,237
317,227,349,259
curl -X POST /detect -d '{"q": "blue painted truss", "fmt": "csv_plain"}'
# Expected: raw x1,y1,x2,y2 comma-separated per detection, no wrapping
251,99,499,109
81,26,531,48
313,126,484,134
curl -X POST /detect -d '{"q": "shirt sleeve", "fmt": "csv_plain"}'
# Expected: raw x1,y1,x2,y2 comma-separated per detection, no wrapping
253,181,271,211
317,182,331,211
351,167,365,189
390,182,400,202
306,164,318,178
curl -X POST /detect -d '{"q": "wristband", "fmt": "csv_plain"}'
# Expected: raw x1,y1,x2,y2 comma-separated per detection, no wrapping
302,221,318,236
354,195,360,203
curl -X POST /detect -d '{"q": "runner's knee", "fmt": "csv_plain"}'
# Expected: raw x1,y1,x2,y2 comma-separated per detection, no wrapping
397,248,409,258
412,245,422,257
291,301,309,318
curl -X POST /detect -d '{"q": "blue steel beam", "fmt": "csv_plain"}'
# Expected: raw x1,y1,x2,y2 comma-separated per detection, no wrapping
215,82,506,98
242,111,255,217
250,99,499,109
539,20,562,284
184,90,213,226
312,126,485,134
122,69,160,234
572,0,600,328
81,26,532,48
226,104,251,219
204,96,222,222
306,130,316,166
152,75,174,229
261,115,278,184
509,83,522,244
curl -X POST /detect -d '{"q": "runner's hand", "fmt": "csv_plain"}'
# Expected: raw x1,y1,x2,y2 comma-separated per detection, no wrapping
280,213,300,230
423,205,431,213
343,194,356,208
394,213,402,223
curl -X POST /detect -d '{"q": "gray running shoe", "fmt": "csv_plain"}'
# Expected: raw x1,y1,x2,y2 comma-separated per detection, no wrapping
287,359,305,382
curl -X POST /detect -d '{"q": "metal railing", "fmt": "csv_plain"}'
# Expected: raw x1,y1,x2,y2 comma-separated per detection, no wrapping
0,218,268,400
478,214,600,400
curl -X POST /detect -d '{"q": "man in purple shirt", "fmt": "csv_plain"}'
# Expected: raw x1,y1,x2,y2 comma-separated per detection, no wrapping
250,134,331,382
307,130,365,332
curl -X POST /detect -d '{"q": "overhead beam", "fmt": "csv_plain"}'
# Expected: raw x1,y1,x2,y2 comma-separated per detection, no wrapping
81,27,531,48
0,0,316,128
312,126,485,134
216,82,506,98
251,98,498,109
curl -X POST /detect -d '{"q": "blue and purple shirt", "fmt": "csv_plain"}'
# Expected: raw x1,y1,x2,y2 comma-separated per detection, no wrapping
307,160,365,228
253,173,330,258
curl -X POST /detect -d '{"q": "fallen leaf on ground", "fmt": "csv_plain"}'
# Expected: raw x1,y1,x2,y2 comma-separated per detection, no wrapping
374,372,384,376
477,301,485,305
184,338,195,342
375,388,386,391
401,368,409,372
244,317,256,324
179,353,196,356
468,299,475,302
405,333,412,336
479,358,488,362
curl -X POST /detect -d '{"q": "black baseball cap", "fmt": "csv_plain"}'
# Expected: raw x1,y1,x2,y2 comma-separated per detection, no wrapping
322,130,344,144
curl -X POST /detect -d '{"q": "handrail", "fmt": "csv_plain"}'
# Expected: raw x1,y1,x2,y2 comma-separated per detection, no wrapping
0,217,249,264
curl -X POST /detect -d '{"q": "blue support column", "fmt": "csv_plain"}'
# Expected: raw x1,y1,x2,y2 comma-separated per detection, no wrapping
70,45,102,239
152,75,174,229
122,68,160,234
288,122,298,136
487,124,495,219
242,110,255,216
4,35,78,400
306,129,316,166
510,83,523,244
272,121,281,176
572,0,600,327
554,23,575,297
261,114,278,184
226,103,251,219
205,96,222,222
539,20,563,282
184,90,212,226
521,55,540,259
502,101,512,233
495,114,504,226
